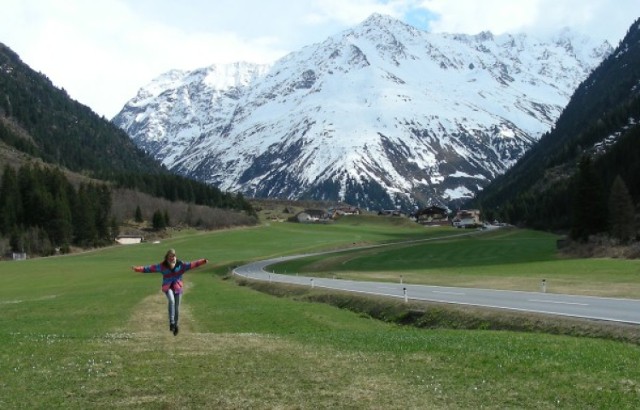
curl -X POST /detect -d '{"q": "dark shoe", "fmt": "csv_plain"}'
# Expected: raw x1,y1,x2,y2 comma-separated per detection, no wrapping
173,324,179,336
170,323,175,332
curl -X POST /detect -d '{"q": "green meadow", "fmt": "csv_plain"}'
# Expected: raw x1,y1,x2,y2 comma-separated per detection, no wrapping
1,218,640,408
272,227,640,298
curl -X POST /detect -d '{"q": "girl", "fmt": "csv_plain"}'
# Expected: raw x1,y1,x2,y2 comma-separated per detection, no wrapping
132,249,208,335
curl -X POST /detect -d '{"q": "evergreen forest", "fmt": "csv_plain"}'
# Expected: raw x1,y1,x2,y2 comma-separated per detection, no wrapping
0,42,256,256
0,164,113,254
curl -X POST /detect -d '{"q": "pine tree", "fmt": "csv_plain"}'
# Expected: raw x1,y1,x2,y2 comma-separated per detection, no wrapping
570,155,607,241
47,196,73,246
109,217,120,239
73,184,97,246
0,166,20,235
93,184,112,242
134,205,143,223
152,209,166,231
635,203,640,242
608,175,635,243
44,168,74,246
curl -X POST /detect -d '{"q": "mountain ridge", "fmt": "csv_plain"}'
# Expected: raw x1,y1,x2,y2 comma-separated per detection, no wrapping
468,17,640,232
114,14,611,210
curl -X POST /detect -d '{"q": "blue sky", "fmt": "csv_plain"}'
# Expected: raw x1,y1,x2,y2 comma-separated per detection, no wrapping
1,0,638,118
404,7,439,30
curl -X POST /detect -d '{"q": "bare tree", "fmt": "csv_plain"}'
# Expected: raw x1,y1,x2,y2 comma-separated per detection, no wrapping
111,188,256,231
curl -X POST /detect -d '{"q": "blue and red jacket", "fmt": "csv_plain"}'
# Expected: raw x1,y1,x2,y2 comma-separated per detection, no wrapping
134,259,207,294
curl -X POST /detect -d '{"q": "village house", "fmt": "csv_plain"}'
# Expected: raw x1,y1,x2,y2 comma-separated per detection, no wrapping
329,206,361,218
451,209,481,228
414,205,449,225
296,209,330,223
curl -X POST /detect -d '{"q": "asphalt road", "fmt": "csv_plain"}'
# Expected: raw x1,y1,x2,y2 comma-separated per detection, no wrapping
234,254,640,325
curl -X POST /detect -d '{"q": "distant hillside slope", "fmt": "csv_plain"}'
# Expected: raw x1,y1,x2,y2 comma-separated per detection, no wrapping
469,18,640,232
0,42,165,176
0,42,254,213
0,43,257,256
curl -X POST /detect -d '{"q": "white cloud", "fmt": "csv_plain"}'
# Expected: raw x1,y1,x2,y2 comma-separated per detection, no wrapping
418,0,541,34
1,0,637,118
418,0,637,44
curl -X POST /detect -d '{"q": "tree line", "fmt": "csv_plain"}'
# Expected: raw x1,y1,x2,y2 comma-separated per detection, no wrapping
0,163,259,257
110,188,257,232
0,164,115,255
109,172,255,216
480,154,638,244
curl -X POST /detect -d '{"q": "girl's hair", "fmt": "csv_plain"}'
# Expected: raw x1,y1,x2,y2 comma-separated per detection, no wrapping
165,248,176,261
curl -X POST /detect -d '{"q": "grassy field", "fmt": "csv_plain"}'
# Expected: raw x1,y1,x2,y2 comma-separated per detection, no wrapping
1,218,640,408
272,227,640,298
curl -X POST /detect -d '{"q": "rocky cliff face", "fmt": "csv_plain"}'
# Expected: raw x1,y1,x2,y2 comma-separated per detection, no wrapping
113,14,611,210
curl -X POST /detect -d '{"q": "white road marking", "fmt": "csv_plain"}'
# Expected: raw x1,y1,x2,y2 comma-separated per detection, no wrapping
529,299,589,306
432,290,465,296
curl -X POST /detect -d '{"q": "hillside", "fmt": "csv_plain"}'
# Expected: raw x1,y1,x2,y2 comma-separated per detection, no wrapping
0,44,165,176
468,18,640,233
0,43,257,256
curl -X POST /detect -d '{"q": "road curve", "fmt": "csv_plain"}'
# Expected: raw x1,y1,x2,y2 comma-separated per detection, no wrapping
234,253,640,325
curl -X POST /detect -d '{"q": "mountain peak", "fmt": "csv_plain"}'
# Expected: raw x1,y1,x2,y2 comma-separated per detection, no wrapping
361,13,401,26
474,31,494,41
114,18,612,210
356,13,419,36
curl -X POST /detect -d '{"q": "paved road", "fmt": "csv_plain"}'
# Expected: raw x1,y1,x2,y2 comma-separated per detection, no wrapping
234,254,640,325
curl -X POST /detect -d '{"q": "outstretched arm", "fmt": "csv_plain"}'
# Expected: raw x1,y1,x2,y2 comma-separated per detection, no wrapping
132,264,160,273
186,258,208,270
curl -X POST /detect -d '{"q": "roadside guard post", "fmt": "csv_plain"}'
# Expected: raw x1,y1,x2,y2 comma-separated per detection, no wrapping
403,287,408,303
541,279,546,293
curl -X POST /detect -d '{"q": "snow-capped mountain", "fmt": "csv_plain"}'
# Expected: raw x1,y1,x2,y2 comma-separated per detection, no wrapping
113,14,612,210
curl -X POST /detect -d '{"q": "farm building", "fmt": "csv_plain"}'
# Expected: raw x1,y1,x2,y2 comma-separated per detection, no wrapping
296,209,331,223
451,209,481,228
330,206,361,217
414,206,449,225
115,235,144,245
